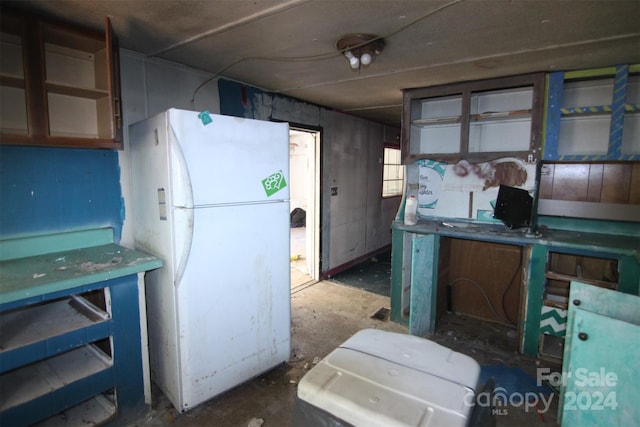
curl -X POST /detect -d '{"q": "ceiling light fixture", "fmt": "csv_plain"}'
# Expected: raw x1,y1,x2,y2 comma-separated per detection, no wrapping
336,34,385,71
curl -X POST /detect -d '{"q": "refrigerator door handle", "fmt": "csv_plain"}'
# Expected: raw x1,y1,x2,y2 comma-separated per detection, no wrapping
169,125,194,288
173,207,193,288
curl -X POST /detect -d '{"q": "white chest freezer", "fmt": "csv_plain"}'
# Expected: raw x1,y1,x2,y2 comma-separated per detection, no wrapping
294,329,484,427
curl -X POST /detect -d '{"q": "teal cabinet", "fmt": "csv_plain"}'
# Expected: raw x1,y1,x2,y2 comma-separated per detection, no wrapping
390,229,441,337
0,229,162,425
391,67,640,375
524,245,640,360
559,282,640,426
409,234,439,336
391,222,639,360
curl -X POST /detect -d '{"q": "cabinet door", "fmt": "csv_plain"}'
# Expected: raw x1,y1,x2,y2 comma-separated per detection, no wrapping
559,282,640,426
409,94,463,156
105,17,123,144
468,87,534,153
0,11,31,141
402,73,545,164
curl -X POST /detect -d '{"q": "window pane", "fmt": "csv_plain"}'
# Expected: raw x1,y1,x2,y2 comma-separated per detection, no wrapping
382,147,403,197
391,148,401,163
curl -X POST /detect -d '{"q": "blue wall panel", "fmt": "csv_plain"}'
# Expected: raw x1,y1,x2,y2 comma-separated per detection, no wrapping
218,79,263,119
0,146,124,241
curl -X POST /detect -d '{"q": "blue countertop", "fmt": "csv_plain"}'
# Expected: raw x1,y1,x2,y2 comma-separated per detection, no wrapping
392,220,640,258
0,229,162,306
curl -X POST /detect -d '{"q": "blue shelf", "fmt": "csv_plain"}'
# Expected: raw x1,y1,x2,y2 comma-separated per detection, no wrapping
0,296,111,373
0,345,114,426
0,229,163,425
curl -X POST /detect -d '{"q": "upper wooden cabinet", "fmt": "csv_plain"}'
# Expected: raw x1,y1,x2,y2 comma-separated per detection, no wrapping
0,9,122,149
544,64,639,161
401,73,545,164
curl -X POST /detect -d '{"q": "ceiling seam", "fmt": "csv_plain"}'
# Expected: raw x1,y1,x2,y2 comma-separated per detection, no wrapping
148,0,312,57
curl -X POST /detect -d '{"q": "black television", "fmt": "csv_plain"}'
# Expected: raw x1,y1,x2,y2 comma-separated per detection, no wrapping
493,185,533,229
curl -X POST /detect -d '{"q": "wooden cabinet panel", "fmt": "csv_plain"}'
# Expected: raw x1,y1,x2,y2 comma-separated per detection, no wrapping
601,164,632,203
551,164,590,201
443,239,522,326
631,163,640,203
539,162,640,205
585,163,603,202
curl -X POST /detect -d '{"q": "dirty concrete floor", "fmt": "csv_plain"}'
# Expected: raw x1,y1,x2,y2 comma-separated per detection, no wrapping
128,279,558,427
128,280,405,427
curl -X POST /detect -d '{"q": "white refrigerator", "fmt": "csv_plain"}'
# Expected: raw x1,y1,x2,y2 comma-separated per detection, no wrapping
129,109,291,412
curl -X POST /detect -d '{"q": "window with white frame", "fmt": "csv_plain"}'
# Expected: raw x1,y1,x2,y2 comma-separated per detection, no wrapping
382,145,403,197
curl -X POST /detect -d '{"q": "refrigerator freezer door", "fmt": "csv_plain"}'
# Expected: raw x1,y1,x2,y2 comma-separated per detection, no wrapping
172,202,291,410
167,109,290,206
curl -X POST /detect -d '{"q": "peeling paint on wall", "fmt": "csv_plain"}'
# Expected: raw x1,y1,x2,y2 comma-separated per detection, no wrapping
271,96,320,126
415,157,536,221
218,79,321,126
0,146,124,241
218,77,400,273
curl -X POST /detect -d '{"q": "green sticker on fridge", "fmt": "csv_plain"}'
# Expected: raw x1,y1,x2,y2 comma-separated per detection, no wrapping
262,170,287,197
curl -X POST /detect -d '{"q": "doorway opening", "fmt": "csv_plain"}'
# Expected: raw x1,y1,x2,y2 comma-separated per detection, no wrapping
289,126,321,288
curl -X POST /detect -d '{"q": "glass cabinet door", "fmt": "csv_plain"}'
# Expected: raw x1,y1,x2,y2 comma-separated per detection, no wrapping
402,73,544,164
468,86,533,153
409,94,462,155
0,12,28,138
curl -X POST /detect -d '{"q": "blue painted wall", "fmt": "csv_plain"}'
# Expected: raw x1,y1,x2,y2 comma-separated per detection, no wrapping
0,146,124,242
218,79,264,119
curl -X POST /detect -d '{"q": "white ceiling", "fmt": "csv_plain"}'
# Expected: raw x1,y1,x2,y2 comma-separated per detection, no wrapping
5,0,640,126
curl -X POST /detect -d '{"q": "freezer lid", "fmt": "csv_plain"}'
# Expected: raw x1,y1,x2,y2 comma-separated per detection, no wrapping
167,109,289,207
338,329,480,390
297,346,476,427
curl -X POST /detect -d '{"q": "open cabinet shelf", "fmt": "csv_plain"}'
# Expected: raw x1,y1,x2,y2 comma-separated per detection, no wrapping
0,227,163,426
402,73,544,164
35,393,116,427
544,64,640,161
0,344,113,411
0,8,122,148
46,81,110,100
539,251,619,365
0,74,24,88
0,295,110,372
